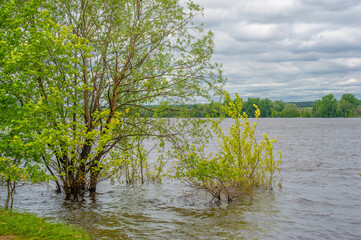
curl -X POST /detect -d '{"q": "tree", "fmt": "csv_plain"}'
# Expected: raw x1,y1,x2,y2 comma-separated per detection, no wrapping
280,103,300,117
341,93,360,106
0,0,61,208
257,98,273,117
175,93,282,204
1,0,224,200
243,98,260,117
271,100,285,117
338,93,360,117
312,94,337,117
300,107,312,117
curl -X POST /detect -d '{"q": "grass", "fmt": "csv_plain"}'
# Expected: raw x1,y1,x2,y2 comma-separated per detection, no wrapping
0,209,92,240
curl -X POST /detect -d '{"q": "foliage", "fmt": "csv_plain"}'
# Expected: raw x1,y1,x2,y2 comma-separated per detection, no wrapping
0,0,63,208
280,103,301,117
243,98,273,117
312,93,361,117
149,93,361,118
338,93,361,117
0,157,50,209
1,0,224,200
0,209,92,239
175,93,282,204
299,107,313,118
312,94,338,117
106,136,166,185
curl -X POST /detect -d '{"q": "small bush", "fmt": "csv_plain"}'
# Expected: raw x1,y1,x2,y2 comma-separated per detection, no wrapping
175,93,282,204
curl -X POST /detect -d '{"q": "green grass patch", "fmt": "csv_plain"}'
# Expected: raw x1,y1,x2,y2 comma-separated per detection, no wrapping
0,209,92,240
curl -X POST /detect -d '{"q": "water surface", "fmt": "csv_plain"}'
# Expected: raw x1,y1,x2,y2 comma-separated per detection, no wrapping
1,118,361,239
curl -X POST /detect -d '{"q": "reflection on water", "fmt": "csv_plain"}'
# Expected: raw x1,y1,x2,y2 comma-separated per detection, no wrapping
3,183,279,239
1,118,361,239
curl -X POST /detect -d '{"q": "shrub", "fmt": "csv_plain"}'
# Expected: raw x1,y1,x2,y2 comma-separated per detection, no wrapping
175,93,282,204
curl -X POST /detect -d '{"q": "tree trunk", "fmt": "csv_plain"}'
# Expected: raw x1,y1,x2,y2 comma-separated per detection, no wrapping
5,179,16,209
89,168,99,192
63,179,87,201
89,154,103,192
62,162,87,201
5,179,11,209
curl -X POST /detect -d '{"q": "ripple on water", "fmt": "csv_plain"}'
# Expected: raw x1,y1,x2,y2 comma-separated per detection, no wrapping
1,118,361,239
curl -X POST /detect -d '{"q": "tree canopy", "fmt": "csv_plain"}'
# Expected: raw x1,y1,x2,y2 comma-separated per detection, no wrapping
0,0,224,200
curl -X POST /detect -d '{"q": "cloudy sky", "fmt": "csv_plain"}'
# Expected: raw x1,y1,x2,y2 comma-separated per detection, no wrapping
193,0,361,101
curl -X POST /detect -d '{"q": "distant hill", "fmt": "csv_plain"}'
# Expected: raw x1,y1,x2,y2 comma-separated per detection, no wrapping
288,101,315,108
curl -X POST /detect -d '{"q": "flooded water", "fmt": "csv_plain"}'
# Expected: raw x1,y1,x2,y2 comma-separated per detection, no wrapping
1,118,361,239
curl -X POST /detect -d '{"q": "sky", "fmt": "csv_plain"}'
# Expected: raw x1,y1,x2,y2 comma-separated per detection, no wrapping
193,0,361,101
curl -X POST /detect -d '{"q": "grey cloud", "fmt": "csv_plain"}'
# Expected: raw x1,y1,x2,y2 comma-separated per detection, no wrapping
301,0,361,11
192,0,361,101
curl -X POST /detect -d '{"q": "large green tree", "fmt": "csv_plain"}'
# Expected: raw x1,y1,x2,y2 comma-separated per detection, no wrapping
312,94,337,117
0,0,79,205
280,103,300,117
1,0,224,200
338,93,360,117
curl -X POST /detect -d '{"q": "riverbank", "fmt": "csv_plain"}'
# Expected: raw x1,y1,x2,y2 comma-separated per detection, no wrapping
0,209,92,239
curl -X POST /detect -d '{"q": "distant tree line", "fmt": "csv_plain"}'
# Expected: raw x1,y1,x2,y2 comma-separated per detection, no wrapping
138,93,361,118
312,93,361,117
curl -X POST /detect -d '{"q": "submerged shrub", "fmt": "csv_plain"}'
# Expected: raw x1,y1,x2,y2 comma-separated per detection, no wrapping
175,93,282,204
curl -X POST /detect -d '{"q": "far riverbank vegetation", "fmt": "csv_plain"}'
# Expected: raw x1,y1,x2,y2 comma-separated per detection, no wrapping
138,93,361,118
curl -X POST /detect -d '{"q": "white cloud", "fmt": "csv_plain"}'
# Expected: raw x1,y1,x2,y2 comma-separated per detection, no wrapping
242,0,301,17
292,23,328,38
234,22,279,41
333,58,361,68
335,78,359,85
